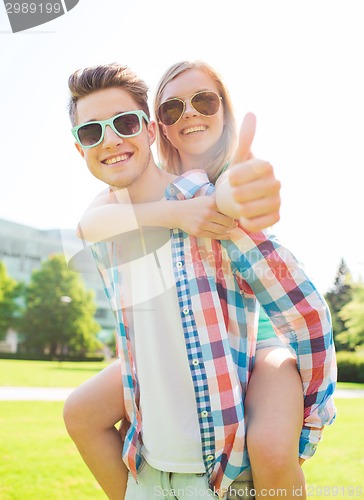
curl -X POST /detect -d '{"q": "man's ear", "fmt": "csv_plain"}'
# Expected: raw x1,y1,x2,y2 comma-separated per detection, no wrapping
147,120,157,146
75,142,85,159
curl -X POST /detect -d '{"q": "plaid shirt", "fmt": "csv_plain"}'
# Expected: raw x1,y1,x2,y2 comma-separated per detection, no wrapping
90,170,336,498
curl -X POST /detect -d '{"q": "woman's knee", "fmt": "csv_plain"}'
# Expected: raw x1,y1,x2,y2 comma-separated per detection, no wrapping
63,387,89,438
248,434,297,473
63,364,125,438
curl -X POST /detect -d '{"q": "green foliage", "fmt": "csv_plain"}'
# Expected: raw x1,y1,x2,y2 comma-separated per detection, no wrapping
0,261,22,339
21,255,102,356
336,350,364,383
325,258,354,350
336,282,364,350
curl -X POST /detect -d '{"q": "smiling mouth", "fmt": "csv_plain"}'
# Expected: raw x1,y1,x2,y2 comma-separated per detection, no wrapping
181,125,207,136
102,153,132,165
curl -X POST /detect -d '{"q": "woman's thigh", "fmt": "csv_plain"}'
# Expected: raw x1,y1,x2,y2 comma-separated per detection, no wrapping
245,346,303,453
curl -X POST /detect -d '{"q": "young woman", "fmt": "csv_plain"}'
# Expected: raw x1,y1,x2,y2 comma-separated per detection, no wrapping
154,61,305,497
64,61,305,499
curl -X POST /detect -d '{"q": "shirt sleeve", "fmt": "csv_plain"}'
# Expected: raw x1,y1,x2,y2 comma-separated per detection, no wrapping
225,227,337,459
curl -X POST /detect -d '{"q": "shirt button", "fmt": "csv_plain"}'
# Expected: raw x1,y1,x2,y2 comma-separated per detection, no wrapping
182,307,189,315
169,187,175,194
206,455,214,462
201,410,209,418
176,261,183,268
192,359,199,366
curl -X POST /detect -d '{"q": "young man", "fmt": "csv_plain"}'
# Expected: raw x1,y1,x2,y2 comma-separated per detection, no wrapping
64,64,336,500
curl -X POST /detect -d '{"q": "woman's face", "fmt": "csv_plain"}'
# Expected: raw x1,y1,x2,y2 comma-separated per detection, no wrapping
159,68,225,170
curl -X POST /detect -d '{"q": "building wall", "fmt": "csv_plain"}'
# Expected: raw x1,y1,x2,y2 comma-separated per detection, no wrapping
0,218,115,350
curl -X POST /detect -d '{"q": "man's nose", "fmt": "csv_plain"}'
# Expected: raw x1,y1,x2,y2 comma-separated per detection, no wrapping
102,124,123,147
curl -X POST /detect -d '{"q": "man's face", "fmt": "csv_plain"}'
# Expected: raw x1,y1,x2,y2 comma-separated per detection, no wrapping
75,87,156,189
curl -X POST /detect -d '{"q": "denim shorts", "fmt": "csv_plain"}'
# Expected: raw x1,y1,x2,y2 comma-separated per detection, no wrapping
125,460,255,499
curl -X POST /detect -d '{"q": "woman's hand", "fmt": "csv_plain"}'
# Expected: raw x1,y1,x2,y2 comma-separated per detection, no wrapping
216,113,281,232
173,196,237,239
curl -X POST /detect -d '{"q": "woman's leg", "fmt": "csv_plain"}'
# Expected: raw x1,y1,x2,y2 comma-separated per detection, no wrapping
245,347,306,500
63,360,128,499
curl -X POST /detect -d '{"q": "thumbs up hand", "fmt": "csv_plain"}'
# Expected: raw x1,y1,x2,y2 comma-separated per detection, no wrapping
215,113,281,232
231,111,256,163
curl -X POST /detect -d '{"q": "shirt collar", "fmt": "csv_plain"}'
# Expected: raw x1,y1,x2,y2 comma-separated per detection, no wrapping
165,169,212,201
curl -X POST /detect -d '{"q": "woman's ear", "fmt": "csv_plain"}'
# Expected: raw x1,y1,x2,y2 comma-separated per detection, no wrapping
159,121,168,137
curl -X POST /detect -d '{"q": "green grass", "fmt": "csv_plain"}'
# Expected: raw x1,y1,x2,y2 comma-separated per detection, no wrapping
0,359,110,387
303,399,364,490
0,399,363,499
0,401,104,499
0,360,363,498
336,382,364,390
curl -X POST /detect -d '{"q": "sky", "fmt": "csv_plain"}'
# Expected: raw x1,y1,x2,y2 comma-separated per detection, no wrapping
0,0,363,294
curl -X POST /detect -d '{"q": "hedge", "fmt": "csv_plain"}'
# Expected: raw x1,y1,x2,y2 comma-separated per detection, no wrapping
336,351,364,383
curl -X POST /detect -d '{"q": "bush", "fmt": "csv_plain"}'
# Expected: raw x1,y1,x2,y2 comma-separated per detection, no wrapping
336,350,364,383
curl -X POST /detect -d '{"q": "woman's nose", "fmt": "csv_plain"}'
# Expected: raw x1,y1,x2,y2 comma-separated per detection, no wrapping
182,99,197,118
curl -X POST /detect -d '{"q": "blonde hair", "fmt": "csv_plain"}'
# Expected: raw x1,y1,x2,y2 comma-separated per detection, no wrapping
154,61,237,184
68,63,150,127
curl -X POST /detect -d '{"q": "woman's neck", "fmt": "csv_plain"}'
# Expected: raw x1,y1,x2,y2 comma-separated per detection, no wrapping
179,150,213,173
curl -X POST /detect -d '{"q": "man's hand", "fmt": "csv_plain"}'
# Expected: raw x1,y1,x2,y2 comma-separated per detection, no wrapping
215,113,281,232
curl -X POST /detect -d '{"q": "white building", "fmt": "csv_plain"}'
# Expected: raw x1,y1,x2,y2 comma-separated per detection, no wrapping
0,218,115,353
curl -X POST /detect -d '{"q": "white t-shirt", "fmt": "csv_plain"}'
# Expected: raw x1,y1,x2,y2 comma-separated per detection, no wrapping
118,227,205,473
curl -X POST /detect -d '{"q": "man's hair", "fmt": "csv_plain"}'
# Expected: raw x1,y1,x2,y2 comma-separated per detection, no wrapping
154,61,237,184
68,63,150,126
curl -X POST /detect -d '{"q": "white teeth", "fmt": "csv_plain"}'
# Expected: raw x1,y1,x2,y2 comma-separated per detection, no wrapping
104,154,129,165
182,126,206,135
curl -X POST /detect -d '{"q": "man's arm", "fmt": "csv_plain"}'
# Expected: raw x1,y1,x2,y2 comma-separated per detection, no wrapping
226,228,337,459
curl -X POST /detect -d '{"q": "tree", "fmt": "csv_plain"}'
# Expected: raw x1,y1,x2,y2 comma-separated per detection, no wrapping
22,254,101,356
324,258,353,349
337,281,364,350
0,261,22,339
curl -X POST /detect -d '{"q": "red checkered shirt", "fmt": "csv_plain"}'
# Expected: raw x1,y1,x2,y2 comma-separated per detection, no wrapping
90,170,336,498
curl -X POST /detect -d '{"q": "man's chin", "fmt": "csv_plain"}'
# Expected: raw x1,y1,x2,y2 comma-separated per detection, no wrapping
95,173,134,189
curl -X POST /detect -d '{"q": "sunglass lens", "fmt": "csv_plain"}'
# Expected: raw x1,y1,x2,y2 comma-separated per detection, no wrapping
114,113,141,136
159,99,184,125
78,123,102,146
192,92,220,116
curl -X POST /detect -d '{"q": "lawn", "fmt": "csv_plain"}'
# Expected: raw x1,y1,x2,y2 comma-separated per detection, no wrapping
0,359,110,387
0,401,104,500
0,399,363,499
303,399,364,490
0,360,363,498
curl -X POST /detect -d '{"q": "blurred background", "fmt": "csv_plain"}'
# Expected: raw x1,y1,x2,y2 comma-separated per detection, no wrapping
0,1,363,498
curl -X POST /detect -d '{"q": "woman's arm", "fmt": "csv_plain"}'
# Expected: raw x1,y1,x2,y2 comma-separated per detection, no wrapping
77,191,236,242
